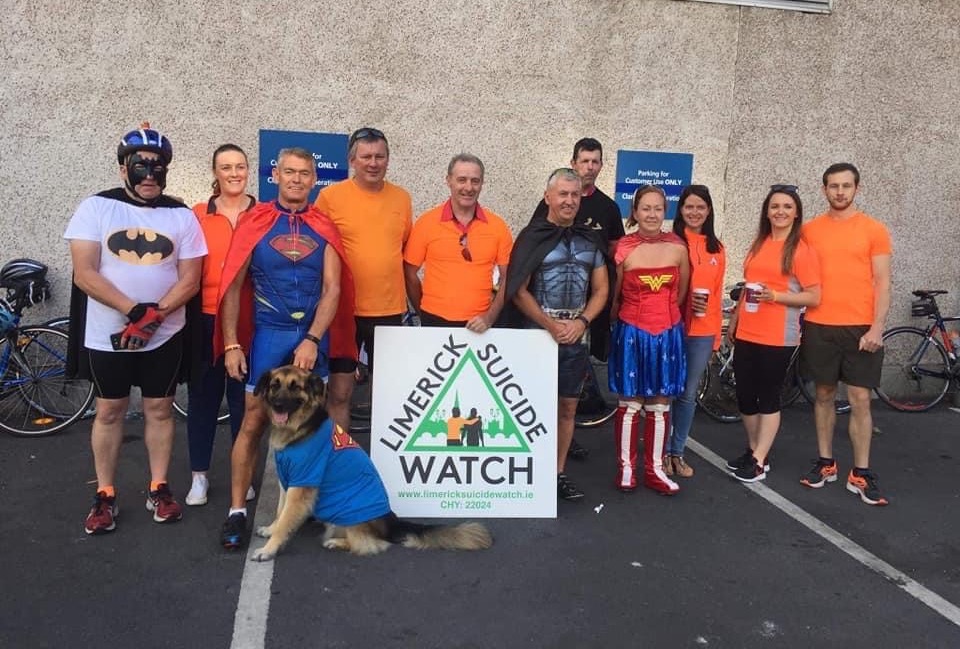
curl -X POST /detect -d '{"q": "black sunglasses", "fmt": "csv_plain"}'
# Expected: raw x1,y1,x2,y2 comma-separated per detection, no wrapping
459,234,472,262
348,127,387,148
770,184,799,194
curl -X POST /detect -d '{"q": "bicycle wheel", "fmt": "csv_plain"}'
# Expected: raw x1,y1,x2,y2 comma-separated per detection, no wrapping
875,326,950,412
576,358,617,428
793,360,852,415
0,326,95,436
696,346,741,423
780,368,803,408
42,316,70,330
172,382,231,423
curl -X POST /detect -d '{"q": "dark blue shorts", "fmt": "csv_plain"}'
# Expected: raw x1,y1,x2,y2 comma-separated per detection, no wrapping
247,328,328,392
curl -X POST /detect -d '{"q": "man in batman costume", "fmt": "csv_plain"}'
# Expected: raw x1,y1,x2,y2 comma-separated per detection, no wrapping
65,123,208,535
502,168,608,502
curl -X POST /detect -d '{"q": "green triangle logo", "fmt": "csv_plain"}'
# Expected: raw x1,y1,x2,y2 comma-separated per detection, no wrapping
403,349,531,453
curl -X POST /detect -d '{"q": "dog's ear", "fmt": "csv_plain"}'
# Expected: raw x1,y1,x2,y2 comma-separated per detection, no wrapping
253,370,274,397
305,373,327,403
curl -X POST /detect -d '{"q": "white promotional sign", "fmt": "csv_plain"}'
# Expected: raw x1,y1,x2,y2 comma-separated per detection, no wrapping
371,327,558,518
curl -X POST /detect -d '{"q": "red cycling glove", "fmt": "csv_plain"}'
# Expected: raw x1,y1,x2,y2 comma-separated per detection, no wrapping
119,303,164,349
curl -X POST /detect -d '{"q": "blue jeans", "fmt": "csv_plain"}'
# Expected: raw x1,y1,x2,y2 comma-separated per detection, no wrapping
668,335,714,456
187,314,246,472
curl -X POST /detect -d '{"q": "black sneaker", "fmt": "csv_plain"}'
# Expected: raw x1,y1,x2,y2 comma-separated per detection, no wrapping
221,512,247,550
846,469,889,506
727,448,771,473
732,456,766,483
726,449,753,471
799,458,838,488
567,438,590,461
557,473,584,501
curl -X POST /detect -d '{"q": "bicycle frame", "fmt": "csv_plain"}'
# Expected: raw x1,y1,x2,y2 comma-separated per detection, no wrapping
904,319,960,381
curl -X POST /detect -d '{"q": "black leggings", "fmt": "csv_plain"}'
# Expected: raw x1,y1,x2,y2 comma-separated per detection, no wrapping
732,339,795,415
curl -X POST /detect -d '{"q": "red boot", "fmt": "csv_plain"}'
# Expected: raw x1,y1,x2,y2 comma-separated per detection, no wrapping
643,404,679,495
613,403,641,492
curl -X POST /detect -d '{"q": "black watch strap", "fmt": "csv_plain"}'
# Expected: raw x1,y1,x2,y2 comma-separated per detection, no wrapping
576,315,590,327
304,333,322,345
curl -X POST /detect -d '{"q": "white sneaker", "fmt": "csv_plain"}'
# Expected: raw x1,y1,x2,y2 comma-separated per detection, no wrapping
185,474,209,506
246,485,256,501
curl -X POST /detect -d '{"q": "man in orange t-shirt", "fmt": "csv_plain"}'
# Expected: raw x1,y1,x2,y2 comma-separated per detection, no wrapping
403,153,513,331
799,163,892,506
314,128,413,428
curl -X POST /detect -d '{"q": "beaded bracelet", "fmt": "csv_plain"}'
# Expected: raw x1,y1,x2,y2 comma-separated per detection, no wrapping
224,344,243,353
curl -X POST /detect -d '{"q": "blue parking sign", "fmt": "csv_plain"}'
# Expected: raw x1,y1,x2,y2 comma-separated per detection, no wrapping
258,129,349,204
614,150,694,221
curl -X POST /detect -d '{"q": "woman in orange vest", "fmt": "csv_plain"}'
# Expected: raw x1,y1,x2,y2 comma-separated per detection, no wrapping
666,185,726,478
185,144,256,506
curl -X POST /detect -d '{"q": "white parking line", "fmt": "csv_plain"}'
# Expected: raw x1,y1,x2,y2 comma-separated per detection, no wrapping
688,438,960,629
230,451,279,649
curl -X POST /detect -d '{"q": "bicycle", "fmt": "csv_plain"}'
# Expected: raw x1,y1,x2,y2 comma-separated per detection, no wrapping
0,260,95,436
696,285,851,423
875,290,960,411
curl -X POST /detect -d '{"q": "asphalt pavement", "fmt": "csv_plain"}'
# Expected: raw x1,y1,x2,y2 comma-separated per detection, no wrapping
2,397,959,649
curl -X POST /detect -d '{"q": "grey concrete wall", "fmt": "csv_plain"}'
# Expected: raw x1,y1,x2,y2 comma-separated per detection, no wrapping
1,0,957,326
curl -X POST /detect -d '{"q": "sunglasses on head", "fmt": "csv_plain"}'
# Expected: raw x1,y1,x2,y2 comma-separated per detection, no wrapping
459,234,472,262
348,127,386,148
770,184,799,194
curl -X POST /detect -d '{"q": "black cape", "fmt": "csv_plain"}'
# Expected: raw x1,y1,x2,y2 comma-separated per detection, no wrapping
500,215,608,327
66,188,204,384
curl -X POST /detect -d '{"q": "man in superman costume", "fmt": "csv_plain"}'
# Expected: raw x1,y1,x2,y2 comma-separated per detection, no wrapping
216,147,357,549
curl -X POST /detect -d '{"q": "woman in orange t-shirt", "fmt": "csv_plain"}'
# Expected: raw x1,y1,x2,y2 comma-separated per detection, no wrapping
727,185,821,483
185,144,256,507
666,185,726,479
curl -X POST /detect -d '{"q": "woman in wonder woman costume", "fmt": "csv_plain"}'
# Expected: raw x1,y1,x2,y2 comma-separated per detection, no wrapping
608,185,689,494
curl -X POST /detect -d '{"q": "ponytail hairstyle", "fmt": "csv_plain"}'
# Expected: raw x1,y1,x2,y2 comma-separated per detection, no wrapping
210,144,248,196
626,184,667,229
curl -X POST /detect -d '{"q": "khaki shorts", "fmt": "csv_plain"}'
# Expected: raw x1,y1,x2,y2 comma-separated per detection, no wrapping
800,322,883,389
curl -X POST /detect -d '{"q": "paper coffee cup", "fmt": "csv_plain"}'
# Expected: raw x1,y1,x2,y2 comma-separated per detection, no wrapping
692,288,710,317
744,282,762,313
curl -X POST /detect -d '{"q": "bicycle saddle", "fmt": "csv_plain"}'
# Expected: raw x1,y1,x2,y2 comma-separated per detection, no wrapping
912,290,947,298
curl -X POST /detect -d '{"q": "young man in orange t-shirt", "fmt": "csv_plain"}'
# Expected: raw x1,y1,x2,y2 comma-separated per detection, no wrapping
314,128,413,429
799,163,892,506
403,153,513,331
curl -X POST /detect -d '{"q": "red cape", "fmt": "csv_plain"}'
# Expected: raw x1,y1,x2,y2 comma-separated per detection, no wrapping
213,202,357,362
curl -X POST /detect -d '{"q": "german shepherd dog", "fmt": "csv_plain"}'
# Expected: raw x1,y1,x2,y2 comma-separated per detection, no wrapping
250,365,493,562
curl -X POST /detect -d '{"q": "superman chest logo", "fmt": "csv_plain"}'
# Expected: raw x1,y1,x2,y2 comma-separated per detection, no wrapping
331,425,359,450
637,273,673,291
270,234,318,262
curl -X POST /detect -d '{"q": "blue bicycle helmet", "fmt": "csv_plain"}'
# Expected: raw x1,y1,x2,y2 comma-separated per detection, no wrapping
0,299,16,335
117,122,173,164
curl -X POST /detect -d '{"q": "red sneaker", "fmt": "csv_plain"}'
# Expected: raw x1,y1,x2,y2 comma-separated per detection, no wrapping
146,483,183,523
84,491,118,535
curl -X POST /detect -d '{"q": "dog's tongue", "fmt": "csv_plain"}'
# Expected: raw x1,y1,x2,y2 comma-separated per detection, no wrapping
272,411,289,425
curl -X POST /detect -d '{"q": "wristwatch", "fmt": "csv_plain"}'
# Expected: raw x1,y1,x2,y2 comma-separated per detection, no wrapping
304,333,322,346
576,315,590,327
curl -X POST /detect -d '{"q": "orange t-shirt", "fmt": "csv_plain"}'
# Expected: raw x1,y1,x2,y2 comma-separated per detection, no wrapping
802,212,892,326
315,179,413,317
192,196,256,315
735,237,820,347
682,230,726,348
403,201,513,321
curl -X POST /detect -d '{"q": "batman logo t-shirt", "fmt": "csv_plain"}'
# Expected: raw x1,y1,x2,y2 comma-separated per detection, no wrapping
64,188,208,351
